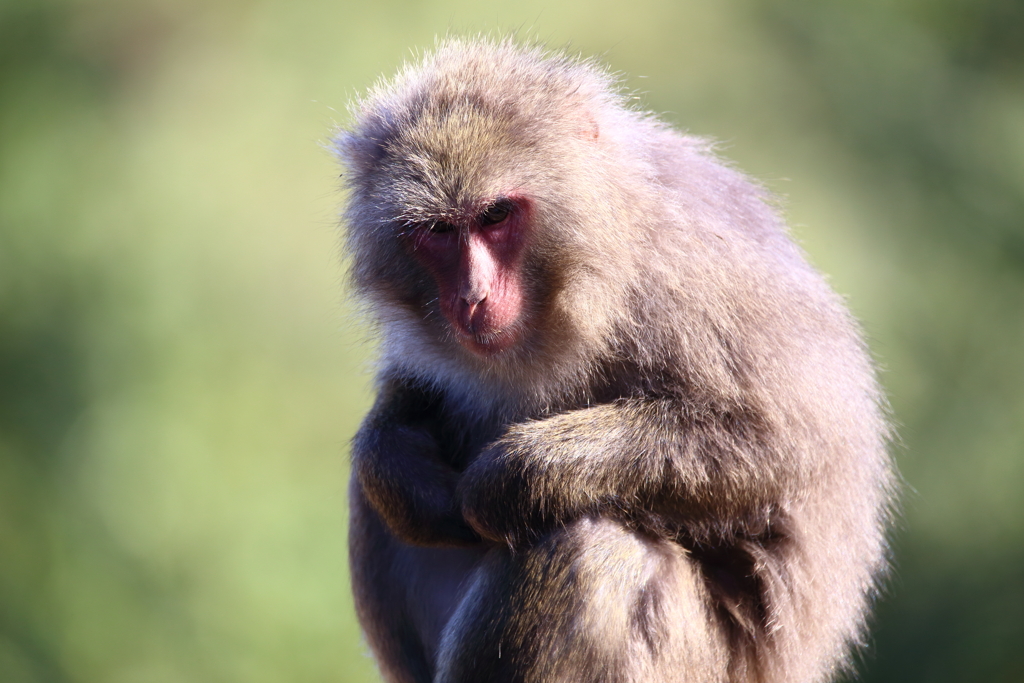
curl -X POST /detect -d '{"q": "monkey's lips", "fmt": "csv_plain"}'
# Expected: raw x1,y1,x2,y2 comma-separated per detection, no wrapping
452,308,522,356
458,330,520,356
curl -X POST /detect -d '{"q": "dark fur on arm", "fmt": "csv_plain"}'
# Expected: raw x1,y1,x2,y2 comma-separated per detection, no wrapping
459,397,794,549
353,377,480,547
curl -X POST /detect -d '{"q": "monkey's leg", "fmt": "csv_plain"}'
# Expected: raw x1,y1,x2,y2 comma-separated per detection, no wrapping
350,483,485,683
435,517,728,683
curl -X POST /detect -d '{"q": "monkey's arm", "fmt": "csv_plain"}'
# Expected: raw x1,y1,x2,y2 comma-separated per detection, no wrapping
459,398,792,547
353,378,480,547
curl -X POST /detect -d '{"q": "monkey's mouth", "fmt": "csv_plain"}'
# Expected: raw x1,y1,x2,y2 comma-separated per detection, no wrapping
449,300,524,356
454,323,522,356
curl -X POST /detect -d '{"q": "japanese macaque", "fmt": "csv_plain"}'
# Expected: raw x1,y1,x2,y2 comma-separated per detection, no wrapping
334,38,894,683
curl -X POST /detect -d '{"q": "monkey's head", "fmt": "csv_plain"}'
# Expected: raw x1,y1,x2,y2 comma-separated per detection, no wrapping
336,39,659,399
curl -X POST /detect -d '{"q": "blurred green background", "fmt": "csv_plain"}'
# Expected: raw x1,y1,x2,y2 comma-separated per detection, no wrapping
2,0,1023,681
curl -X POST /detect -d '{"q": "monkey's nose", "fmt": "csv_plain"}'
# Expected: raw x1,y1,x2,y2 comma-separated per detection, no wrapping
460,286,488,308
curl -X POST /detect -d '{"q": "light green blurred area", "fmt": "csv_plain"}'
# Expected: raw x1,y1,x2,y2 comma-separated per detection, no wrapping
1,0,1023,682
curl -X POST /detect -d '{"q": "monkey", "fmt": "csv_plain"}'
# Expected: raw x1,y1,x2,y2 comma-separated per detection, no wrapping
334,38,894,683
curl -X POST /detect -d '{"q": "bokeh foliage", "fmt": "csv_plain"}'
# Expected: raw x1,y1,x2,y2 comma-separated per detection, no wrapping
1,0,1022,681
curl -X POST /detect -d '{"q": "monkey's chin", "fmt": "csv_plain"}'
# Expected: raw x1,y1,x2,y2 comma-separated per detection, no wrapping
455,326,521,357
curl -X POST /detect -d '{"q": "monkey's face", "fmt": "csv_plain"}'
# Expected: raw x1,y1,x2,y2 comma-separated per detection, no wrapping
404,195,532,356
339,69,626,377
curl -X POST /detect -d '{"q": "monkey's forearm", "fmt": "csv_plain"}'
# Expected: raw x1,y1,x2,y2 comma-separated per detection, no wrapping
354,423,479,547
459,399,791,546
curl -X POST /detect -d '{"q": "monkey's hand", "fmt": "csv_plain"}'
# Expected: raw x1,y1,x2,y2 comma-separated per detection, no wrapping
458,406,642,548
353,379,480,547
457,441,546,547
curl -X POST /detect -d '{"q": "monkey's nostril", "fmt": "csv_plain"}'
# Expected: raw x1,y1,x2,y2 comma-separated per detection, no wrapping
459,298,483,332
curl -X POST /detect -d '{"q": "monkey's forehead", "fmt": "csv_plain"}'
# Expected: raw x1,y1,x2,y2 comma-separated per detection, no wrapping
348,103,564,219
356,86,577,166
367,153,530,225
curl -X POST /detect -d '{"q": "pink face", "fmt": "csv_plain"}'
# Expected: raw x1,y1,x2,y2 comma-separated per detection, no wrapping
408,196,530,356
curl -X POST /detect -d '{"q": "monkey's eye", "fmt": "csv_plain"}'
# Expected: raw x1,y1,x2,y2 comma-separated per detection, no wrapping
429,221,457,234
479,199,512,226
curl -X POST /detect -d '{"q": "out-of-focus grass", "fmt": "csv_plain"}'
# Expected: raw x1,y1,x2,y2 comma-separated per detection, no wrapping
1,1,1022,682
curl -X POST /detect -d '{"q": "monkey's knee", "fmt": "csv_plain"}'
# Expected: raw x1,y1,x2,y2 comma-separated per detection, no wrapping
563,520,728,681
436,518,725,683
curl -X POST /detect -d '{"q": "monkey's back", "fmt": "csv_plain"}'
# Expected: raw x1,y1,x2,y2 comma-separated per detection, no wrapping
630,127,894,680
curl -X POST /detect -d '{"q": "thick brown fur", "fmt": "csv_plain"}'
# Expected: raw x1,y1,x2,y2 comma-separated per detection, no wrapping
335,37,894,683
